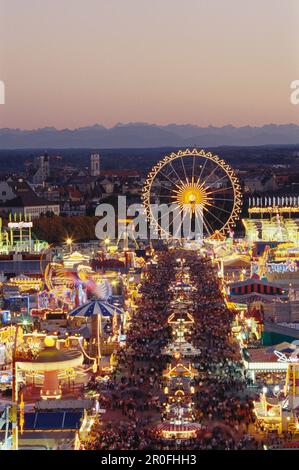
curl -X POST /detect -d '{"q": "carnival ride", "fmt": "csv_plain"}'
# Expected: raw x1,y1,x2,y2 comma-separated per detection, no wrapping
41,262,75,309
68,299,125,368
17,336,83,400
142,148,242,240
41,255,114,311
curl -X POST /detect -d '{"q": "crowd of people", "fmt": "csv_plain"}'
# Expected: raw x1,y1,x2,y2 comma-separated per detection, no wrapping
183,251,262,449
84,252,177,450
84,249,263,450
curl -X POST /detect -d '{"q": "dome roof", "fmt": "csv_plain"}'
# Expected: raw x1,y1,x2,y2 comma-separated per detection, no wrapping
17,345,83,371
34,346,79,363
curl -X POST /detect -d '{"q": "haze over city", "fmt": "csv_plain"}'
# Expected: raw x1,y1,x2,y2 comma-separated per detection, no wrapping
1,0,299,130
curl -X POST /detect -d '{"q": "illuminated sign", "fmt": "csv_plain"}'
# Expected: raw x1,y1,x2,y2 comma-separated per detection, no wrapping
266,260,298,274
274,350,299,363
8,222,33,229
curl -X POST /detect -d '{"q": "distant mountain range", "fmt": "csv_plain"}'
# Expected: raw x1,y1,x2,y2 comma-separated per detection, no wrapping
1,123,299,149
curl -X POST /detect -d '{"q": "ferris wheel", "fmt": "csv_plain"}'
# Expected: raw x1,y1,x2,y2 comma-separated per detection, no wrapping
44,262,72,297
142,148,242,240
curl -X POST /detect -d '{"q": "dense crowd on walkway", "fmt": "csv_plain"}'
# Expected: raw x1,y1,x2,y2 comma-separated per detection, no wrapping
84,249,262,450
84,252,177,450
182,251,261,449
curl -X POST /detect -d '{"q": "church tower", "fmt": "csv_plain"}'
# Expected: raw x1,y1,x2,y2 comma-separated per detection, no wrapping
90,153,100,177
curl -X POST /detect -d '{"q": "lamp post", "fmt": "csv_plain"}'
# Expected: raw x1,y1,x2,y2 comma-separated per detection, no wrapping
66,238,73,254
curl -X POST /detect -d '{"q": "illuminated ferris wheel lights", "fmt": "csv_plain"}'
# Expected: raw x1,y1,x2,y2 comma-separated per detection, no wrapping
142,148,242,239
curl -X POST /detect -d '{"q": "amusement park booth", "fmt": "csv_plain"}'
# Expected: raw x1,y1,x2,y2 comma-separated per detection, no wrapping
228,277,291,323
253,354,299,435
222,254,251,282
228,278,287,304
242,346,289,384
68,299,125,358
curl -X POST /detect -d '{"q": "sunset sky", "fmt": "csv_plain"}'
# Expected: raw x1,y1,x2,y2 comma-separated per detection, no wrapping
0,0,299,129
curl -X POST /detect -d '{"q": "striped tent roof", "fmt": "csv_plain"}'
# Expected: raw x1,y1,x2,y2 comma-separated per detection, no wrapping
69,300,124,318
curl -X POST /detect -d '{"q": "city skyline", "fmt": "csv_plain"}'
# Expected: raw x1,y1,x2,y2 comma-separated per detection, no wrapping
0,0,299,129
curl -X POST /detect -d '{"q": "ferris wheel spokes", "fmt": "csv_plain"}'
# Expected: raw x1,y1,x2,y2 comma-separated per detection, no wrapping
198,161,220,189
196,157,209,187
142,148,242,240
206,186,234,195
195,205,213,238
204,173,231,193
180,156,189,184
158,169,182,191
